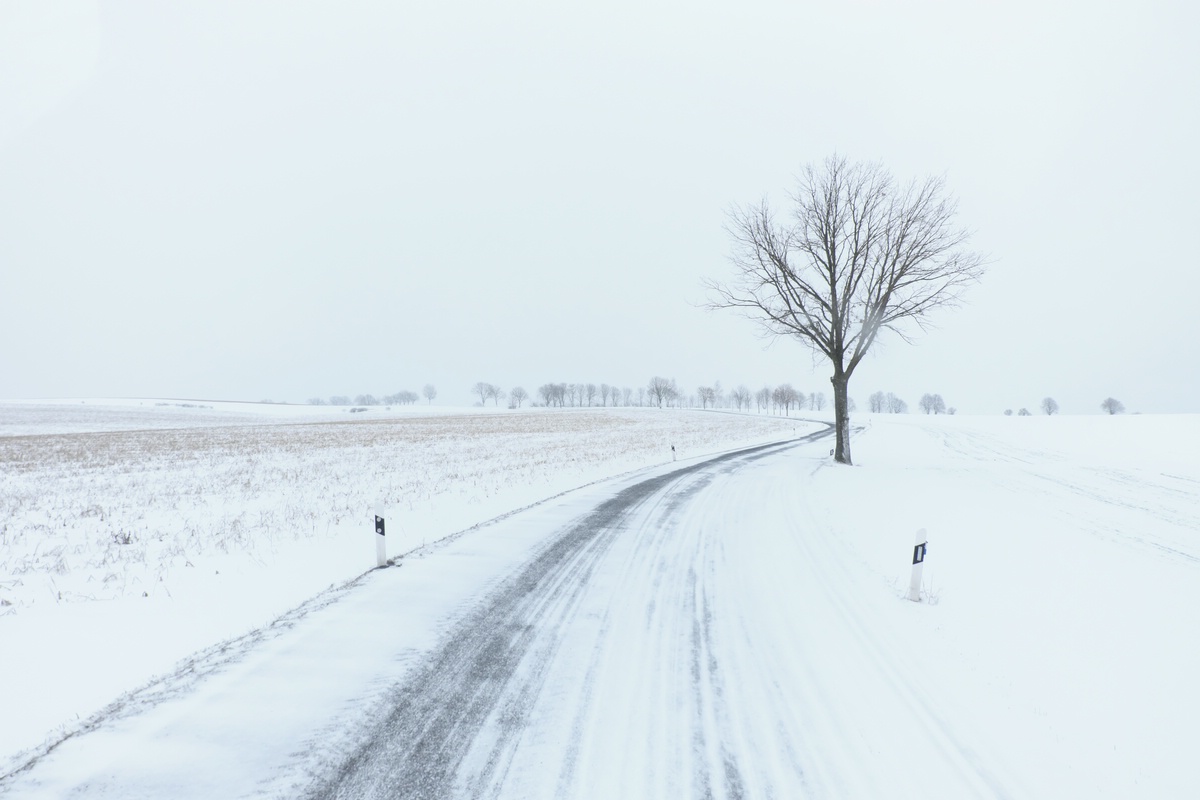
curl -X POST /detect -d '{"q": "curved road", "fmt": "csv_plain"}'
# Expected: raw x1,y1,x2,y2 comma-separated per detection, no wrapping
305,427,1012,799
3,427,1017,798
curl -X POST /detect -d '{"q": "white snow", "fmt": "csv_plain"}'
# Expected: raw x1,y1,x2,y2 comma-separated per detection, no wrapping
2,404,1199,797
0,401,805,772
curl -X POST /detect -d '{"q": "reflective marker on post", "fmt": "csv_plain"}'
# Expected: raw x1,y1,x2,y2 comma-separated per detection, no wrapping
908,528,927,602
374,505,387,568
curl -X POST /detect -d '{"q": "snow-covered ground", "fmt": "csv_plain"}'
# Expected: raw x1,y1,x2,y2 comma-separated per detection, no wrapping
0,400,804,770
3,404,1199,797
0,397,513,437
799,413,1200,796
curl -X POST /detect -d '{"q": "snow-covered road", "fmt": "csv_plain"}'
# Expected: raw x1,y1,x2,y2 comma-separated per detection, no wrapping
314,426,1010,799
1,425,1010,798
5,412,1199,798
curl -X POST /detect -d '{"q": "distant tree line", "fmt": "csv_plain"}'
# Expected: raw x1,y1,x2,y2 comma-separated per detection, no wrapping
304,382,1132,417
308,383,438,407
517,378,843,416
918,393,946,415
868,391,910,414
356,378,853,415
998,397,1127,415
306,377,849,415
535,382,640,408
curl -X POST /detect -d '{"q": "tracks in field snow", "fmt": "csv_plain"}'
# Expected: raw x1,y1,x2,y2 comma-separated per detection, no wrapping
927,425,1200,564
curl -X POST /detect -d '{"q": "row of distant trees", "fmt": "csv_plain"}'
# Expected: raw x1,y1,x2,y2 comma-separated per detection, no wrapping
302,377,931,417
1004,397,1126,416
518,379,838,415
308,384,439,407
473,378,845,415
867,391,910,414
307,383,1127,416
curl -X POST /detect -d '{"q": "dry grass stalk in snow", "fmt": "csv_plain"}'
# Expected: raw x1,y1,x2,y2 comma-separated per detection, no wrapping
0,408,803,611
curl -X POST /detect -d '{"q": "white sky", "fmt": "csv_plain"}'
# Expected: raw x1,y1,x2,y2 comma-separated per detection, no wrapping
2,0,1197,413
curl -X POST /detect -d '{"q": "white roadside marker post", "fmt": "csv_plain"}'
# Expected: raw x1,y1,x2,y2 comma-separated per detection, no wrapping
374,505,387,568
908,528,928,602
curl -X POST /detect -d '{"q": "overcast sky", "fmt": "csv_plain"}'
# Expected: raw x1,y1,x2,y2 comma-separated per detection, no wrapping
2,1,1197,413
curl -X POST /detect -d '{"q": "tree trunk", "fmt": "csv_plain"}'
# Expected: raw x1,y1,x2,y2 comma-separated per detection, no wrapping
831,371,852,465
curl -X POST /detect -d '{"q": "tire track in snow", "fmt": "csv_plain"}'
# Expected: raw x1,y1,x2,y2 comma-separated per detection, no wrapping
304,430,831,800
926,425,1200,564
781,500,1017,798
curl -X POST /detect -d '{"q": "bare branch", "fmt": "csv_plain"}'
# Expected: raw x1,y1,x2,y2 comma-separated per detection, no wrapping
707,155,986,464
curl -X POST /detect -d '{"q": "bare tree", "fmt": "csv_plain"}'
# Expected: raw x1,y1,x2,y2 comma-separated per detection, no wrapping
918,393,946,414
868,391,887,413
473,382,490,405
770,385,784,413
1101,397,1125,415
772,383,800,415
664,381,682,407
1041,397,1059,415
585,383,598,406
647,376,676,408
510,386,528,408
384,391,419,405
423,384,437,405
731,385,751,411
697,386,717,409
486,384,505,406
812,391,827,411
708,155,984,464
755,386,771,413
1018,408,1032,416
885,393,908,414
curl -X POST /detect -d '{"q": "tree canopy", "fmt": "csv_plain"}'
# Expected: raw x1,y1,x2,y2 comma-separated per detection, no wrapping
708,155,984,464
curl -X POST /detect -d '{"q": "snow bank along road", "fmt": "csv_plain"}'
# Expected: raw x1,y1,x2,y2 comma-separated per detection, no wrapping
6,413,1198,798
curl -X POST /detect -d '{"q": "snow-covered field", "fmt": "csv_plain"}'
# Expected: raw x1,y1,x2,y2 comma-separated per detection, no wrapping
3,403,1199,797
801,413,1200,796
0,400,803,769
